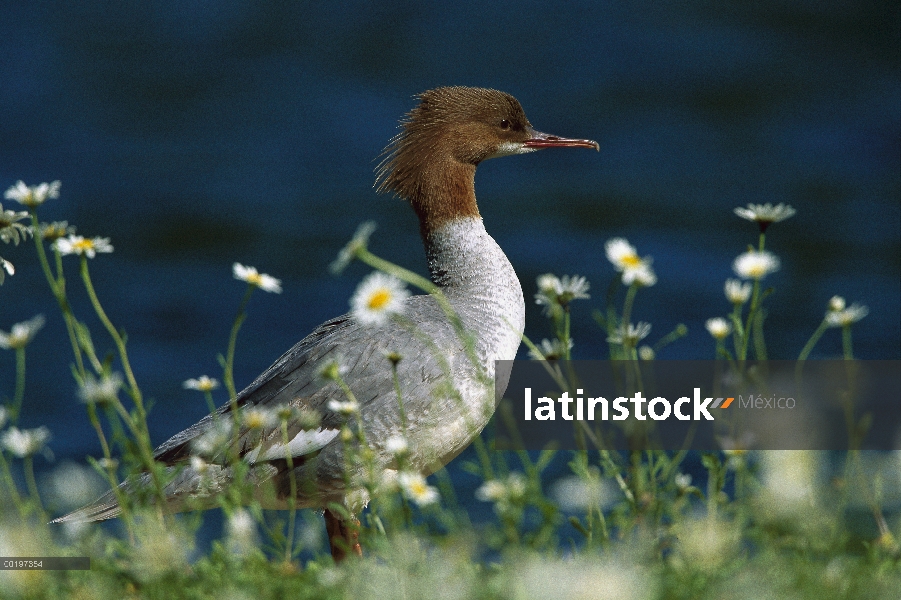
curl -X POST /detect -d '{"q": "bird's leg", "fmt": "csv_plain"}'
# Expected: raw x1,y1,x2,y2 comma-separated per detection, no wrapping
324,508,362,561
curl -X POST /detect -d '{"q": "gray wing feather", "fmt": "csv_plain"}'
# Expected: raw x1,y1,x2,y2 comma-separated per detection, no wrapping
153,295,458,464
52,295,464,523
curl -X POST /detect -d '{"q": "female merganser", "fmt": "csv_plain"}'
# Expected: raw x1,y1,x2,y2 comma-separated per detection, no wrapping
52,86,598,560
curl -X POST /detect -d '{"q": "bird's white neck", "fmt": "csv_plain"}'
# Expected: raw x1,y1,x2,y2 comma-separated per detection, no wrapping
423,217,525,364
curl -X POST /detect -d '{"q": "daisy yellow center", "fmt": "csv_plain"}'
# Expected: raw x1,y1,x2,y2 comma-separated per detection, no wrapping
246,414,265,429
367,288,392,310
409,480,427,496
621,254,642,268
73,239,94,252
747,264,765,278
246,273,263,286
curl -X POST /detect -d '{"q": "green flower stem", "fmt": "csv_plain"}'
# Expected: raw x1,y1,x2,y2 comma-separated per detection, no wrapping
599,449,636,507
738,279,761,362
79,256,166,507
85,402,112,461
390,361,407,431
737,232,769,363
29,213,86,377
280,418,298,562
23,455,43,515
842,324,854,360
0,450,24,515
752,308,768,360
652,323,687,353
621,283,638,331
620,283,640,360
798,319,829,363
562,307,572,361
714,339,726,359
203,390,217,416
11,347,25,422
79,258,143,413
86,403,133,531
706,455,721,522
729,303,744,356
223,285,254,402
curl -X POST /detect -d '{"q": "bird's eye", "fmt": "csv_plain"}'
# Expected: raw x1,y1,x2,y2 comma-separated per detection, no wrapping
500,119,510,129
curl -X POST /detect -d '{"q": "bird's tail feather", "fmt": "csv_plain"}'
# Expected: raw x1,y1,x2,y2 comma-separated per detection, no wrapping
50,488,123,523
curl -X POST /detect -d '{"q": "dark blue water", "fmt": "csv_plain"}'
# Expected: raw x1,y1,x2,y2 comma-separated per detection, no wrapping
1,1,898,544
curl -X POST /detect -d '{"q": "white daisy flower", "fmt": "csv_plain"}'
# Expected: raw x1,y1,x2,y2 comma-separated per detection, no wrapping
0,203,31,245
385,435,409,456
724,279,752,305
536,273,561,294
605,238,656,287
475,479,507,503
189,455,209,475
289,407,322,430
534,281,561,313
534,274,590,312
1,426,51,458
1,258,13,276
528,337,573,361
734,202,796,231
242,407,279,430
191,420,234,458
0,314,45,350
97,457,119,471
705,317,732,340
558,275,590,300
606,322,652,346
475,473,527,505
37,221,76,242
825,303,869,328
183,376,219,392
54,235,113,258
233,263,282,293
4,180,61,208
675,473,692,490
226,508,258,555
398,471,439,506
327,399,360,416
550,475,615,513
732,250,780,280
77,372,123,405
605,238,641,270
350,272,409,326
622,262,657,287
